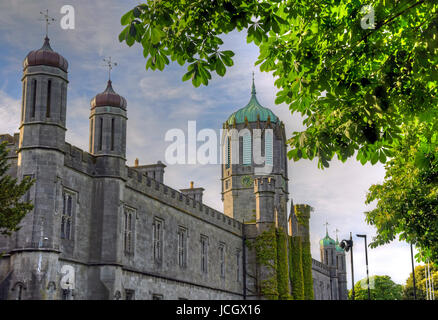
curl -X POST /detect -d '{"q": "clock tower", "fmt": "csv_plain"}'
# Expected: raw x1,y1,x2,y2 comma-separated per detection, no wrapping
221,77,289,230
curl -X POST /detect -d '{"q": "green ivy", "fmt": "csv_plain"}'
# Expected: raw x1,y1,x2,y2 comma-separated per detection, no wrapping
247,225,279,300
289,236,304,300
302,240,314,300
276,229,291,300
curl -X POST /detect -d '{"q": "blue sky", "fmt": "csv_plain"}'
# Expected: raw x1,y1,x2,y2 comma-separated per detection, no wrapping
0,0,419,289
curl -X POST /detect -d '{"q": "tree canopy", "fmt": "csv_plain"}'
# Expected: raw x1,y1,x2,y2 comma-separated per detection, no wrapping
119,0,438,169
366,121,438,263
403,264,437,300
349,275,403,300
0,142,34,237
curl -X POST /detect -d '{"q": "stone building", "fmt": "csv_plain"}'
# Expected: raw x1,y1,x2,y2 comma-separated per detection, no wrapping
0,36,347,300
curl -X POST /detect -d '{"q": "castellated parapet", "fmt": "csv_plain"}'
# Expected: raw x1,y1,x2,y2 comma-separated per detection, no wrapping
253,176,276,194
126,168,242,235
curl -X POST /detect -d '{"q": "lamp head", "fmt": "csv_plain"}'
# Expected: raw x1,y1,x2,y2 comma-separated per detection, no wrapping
340,239,352,252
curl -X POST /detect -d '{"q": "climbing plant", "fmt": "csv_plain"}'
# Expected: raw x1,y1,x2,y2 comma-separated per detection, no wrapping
247,225,279,299
289,236,304,300
276,228,291,300
302,239,314,300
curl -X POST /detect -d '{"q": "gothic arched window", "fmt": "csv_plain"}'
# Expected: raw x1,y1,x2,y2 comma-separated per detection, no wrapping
31,79,37,118
46,79,52,118
242,132,251,165
225,136,231,169
12,282,25,300
61,191,74,240
265,130,273,166
124,207,135,255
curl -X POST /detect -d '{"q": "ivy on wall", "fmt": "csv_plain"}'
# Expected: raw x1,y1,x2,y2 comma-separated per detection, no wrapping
302,240,314,300
289,236,304,300
247,225,279,300
276,228,291,300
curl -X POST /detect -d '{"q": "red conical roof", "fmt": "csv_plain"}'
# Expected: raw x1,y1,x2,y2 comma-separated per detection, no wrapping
90,80,127,110
23,37,68,72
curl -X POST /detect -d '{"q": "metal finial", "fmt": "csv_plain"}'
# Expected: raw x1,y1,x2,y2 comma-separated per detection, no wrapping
251,71,256,95
103,57,118,81
324,221,330,236
39,9,56,38
335,228,340,241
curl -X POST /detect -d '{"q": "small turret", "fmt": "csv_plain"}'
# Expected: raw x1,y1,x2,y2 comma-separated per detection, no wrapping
254,177,275,226
89,80,127,159
180,181,205,203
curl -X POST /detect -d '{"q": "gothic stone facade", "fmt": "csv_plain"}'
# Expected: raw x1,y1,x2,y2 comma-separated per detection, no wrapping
0,37,347,300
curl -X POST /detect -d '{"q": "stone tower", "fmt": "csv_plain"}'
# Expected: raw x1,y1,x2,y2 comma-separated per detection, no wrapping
10,36,69,299
221,78,289,230
320,230,339,299
335,238,348,300
88,79,128,298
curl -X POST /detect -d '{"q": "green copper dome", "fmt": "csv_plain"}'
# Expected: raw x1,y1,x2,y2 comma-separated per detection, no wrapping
320,233,336,247
227,77,278,125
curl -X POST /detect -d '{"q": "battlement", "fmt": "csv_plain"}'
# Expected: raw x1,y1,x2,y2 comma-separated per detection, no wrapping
126,167,243,235
131,160,166,183
312,258,330,276
294,204,313,219
63,142,97,175
0,133,19,145
253,176,275,194
0,133,19,159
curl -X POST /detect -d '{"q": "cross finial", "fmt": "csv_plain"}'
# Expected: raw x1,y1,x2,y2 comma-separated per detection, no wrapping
103,57,118,81
324,221,329,236
39,9,56,38
251,71,256,95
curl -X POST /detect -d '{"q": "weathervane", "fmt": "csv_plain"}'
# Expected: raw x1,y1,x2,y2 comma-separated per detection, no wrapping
39,9,56,38
251,71,256,95
103,57,118,81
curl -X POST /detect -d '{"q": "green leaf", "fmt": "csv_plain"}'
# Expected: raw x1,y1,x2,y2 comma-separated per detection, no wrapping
216,59,226,76
118,27,128,42
121,11,133,26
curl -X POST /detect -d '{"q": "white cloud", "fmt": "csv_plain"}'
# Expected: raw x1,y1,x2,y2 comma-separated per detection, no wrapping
0,90,20,135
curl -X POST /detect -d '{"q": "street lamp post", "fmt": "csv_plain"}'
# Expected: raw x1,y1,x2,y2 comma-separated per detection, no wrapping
356,234,370,300
340,232,354,300
410,243,417,300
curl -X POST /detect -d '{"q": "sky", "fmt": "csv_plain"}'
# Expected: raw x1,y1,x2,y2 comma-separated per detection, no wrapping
0,0,419,289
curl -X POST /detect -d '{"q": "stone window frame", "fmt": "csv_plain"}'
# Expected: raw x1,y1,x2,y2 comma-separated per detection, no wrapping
236,249,242,283
153,217,164,263
11,282,26,300
177,226,188,268
123,206,136,256
225,136,231,169
218,242,226,279
241,129,252,165
61,189,77,241
264,129,273,166
200,234,209,274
